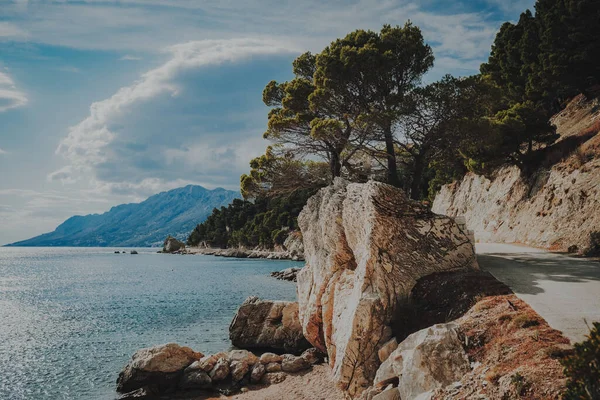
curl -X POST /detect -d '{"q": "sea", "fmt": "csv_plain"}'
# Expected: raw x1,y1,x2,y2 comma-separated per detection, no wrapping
0,247,301,400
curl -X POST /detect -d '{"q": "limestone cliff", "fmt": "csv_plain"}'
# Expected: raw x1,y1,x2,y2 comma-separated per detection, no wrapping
433,94,600,255
297,179,477,397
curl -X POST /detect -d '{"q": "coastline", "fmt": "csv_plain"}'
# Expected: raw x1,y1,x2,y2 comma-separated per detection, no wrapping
174,246,305,262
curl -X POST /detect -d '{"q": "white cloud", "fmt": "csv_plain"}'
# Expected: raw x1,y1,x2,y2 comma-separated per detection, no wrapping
0,21,28,38
2,0,518,73
120,55,142,61
0,71,27,112
0,147,7,155
47,166,76,184
51,38,297,195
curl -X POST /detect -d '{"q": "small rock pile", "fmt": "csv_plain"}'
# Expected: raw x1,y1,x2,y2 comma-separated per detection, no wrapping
116,343,323,399
270,267,301,282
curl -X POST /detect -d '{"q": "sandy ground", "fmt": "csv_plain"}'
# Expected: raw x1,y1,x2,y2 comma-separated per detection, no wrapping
191,364,345,400
476,242,600,342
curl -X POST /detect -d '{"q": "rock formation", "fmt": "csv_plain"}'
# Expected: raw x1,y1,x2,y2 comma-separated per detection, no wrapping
116,343,203,394
433,94,600,255
117,345,321,398
229,296,312,353
270,267,301,282
163,235,185,253
283,231,304,260
432,162,600,255
370,323,470,400
297,179,478,396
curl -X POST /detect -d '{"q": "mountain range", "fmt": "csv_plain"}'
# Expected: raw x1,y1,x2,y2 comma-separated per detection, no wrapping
6,185,240,247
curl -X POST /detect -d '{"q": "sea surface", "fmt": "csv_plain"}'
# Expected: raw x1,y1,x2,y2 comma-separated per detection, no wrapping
0,247,301,400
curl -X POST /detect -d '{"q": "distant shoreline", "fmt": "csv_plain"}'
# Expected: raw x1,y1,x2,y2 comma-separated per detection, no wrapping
173,246,305,261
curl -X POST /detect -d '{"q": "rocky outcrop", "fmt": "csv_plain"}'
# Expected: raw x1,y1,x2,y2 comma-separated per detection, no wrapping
361,294,571,400
229,296,312,353
117,346,322,398
116,343,203,394
162,236,185,253
433,94,600,256
432,161,600,255
189,246,304,260
297,179,478,397
270,267,301,282
370,323,470,400
283,231,304,259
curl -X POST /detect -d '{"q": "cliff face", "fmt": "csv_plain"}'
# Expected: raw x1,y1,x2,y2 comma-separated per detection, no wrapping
433,95,600,255
297,179,477,397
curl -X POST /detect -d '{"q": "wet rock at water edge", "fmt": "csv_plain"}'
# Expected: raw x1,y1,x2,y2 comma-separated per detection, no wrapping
116,343,203,394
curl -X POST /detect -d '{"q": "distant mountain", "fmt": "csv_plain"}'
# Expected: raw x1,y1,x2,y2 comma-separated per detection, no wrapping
7,185,240,247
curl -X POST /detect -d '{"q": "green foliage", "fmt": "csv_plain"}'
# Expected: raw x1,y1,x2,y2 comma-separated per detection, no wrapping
187,190,316,249
240,146,329,199
482,0,600,113
562,322,600,399
314,22,434,187
490,101,559,167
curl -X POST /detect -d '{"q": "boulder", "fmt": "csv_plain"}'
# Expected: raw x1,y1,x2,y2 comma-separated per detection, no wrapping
250,363,266,383
194,355,217,372
116,343,202,394
230,361,249,382
179,370,212,390
265,362,282,372
281,354,311,373
260,372,287,385
163,236,185,253
229,349,259,366
117,386,159,399
229,296,312,353
270,267,301,282
209,358,230,382
299,348,322,365
297,179,478,396
373,323,470,400
259,353,282,364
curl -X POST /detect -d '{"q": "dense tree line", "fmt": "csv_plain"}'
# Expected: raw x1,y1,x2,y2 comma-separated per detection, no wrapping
190,0,599,248
187,190,315,249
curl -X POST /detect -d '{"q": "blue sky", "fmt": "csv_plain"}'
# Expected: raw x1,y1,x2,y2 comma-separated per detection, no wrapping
0,0,535,244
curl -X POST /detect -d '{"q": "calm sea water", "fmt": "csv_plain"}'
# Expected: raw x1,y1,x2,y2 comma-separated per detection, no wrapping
0,247,300,400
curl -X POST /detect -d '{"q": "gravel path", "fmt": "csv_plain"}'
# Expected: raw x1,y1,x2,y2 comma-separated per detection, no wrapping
476,242,600,343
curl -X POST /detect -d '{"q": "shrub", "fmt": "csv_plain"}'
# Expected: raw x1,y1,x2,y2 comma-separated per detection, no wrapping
512,314,540,329
562,322,600,399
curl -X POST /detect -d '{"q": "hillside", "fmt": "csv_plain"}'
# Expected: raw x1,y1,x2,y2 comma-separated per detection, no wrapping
433,94,600,255
7,185,240,247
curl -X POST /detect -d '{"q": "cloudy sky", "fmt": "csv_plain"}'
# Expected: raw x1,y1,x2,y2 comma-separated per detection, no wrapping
0,0,534,244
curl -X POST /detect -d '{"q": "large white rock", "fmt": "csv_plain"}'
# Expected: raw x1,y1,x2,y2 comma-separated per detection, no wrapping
373,323,470,400
297,179,477,396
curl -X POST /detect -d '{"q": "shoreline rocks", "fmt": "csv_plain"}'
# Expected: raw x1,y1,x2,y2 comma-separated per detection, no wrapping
190,246,304,261
270,267,301,282
229,296,312,354
162,235,185,253
297,179,478,397
116,345,323,399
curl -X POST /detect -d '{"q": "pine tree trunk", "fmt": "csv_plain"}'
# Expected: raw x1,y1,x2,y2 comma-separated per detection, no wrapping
383,123,400,187
330,151,342,180
410,154,425,200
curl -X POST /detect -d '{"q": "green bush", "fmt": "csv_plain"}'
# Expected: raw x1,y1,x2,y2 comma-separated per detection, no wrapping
562,322,600,399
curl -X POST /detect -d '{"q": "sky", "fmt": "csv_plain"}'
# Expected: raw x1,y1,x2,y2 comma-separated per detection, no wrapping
0,0,535,245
